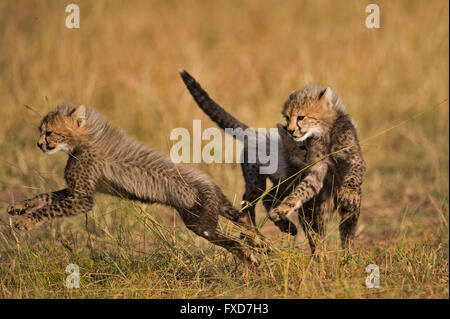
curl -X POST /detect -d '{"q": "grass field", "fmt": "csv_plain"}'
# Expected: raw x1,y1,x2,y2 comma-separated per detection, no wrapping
0,0,448,298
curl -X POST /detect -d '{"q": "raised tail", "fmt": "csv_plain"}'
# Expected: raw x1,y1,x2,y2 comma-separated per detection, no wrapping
179,69,249,131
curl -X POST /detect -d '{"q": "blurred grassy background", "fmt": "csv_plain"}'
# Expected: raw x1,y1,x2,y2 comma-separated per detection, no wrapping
0,0,448,298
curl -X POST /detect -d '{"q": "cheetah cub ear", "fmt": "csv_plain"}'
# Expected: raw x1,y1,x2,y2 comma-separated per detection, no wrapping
71,105,87,127
319,87,333,109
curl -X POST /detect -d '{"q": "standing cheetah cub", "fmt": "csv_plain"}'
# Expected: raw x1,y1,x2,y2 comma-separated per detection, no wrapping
179,70,365,253
269,85,366,252
7,104,259,264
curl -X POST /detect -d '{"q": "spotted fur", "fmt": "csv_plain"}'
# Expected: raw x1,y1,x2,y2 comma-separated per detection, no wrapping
7,104,261,264
270,86,366,252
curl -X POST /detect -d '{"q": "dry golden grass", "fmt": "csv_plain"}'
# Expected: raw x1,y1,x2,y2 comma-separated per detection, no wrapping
0,0,448,298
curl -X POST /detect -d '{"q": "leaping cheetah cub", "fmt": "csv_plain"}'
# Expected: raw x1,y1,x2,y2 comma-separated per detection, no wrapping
7,104,259,264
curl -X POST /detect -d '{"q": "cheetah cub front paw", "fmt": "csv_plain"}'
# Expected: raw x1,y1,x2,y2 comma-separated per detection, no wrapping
10,216,40,230
269,207,298,236
338,187,361,211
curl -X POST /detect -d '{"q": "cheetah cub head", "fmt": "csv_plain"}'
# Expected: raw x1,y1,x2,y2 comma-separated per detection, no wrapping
282,86,340,143
37,104,88,155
